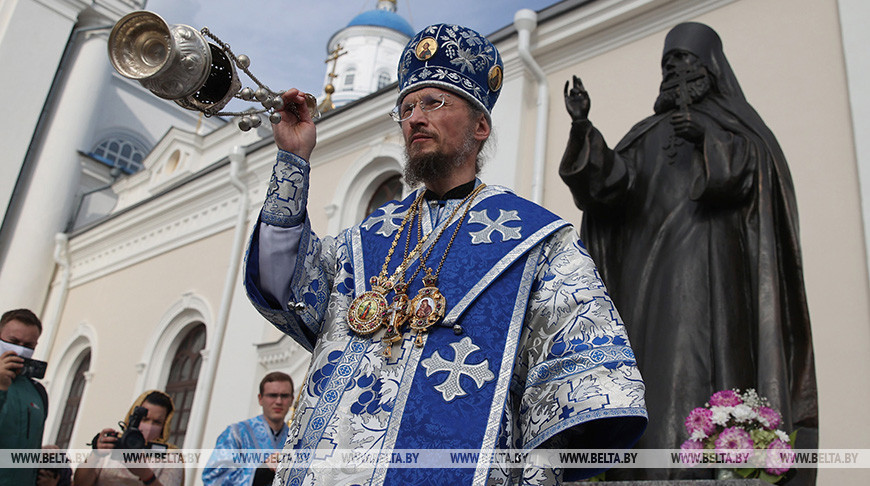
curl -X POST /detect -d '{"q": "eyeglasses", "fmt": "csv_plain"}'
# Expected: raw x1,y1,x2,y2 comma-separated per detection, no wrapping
390,93,450,122
263,393,292,401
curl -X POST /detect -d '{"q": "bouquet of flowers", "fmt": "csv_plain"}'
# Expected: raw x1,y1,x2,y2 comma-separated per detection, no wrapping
681,388,795,484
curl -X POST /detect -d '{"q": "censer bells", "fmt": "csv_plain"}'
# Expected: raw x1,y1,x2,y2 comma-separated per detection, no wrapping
108,11,317,131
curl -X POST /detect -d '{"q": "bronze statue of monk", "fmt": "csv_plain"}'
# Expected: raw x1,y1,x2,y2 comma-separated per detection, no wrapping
559,22,818,483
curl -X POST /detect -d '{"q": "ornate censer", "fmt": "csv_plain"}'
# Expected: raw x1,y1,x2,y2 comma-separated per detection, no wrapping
108,11,317,131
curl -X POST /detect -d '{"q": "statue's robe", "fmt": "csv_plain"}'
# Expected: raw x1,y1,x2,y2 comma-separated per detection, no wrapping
560,91,818,482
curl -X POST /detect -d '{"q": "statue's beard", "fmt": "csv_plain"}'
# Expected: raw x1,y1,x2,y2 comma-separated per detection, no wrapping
654,74,712,114
403,131,478,188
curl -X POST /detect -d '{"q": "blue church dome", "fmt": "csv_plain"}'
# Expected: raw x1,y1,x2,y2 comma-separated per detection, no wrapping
347,9,415,37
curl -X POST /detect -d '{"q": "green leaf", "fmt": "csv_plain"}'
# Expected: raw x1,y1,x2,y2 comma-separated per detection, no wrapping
751,428,776,446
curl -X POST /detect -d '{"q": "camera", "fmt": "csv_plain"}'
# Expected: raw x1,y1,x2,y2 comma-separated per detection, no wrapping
111,406,148,450
19,357,47,379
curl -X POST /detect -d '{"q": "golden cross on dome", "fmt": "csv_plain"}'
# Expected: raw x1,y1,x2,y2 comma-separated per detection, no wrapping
318,43,348,113
325,43,347,83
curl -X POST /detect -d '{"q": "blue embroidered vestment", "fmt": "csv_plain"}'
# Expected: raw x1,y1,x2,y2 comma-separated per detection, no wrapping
202,415,290,485
245,151,647,485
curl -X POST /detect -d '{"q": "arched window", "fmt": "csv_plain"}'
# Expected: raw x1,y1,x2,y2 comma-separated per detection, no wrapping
55,351,90,449
165,324,206,447
366,174,403,217
376,71,391,90
343,67,356,91
91,136,148,173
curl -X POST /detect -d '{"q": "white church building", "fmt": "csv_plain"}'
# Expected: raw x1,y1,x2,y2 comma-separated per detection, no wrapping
1,0,869,484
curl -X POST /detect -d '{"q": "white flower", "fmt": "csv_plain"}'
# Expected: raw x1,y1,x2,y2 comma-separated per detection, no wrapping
711,406,732,426
775,430,790,442
741,388,763,408
731,404,756,423
691,429,708,441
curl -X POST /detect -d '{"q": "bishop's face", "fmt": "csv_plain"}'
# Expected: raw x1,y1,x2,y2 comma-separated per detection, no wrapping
399,87,483,188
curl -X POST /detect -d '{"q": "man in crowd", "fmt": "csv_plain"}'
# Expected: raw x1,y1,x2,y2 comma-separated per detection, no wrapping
202,371,293,485
245,23,647,485
0,308,47,486
559,22,817,482
75,390,183,486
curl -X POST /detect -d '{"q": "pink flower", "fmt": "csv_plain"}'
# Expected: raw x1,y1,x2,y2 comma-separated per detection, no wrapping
679,439,705,466
714,427,754,463
684,407,716,436
756,406,782,429
682,439,704,450
709,389,743,407
765,438,794,475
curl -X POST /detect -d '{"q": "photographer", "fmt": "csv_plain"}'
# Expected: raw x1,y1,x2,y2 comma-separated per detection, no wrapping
0,308,46,486
75,390,184,486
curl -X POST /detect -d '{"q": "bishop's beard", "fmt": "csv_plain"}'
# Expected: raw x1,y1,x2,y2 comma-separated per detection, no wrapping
403,130,478,188
654,74,713,114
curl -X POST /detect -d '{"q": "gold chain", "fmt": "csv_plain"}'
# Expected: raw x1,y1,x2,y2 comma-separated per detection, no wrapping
407,183,487,285
375,192,426,286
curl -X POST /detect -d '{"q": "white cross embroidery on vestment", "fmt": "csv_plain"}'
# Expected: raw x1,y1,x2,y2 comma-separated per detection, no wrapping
361,202,407,237
272,172,303,203
421,336,495,401
467,209,522,244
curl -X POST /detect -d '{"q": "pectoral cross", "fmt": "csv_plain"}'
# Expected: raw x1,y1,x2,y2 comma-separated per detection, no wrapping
661,67,706,160
661,67,705,113
382,284,410,358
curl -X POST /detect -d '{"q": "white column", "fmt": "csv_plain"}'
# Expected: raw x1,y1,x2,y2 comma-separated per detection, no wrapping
838,0,870,278
0,0,79,226
0,27,112,312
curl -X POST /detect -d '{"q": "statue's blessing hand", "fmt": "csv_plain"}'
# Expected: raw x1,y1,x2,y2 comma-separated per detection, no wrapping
564,75,591,122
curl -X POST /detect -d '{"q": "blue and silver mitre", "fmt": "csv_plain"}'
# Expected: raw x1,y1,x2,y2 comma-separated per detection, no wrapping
397,23,503,117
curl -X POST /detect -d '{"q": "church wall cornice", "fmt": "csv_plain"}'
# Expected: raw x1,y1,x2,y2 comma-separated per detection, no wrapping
32,0,142,23
66,169,247,287
313,90,399,163
64,125,268,288
497,0,734,80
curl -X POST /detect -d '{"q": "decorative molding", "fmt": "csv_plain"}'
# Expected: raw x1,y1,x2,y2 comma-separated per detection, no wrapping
258,350,293,367
31,0,140,24
494,0,734,84
255,334,309,373
31,0,88,22
43,324,97,447
134,294,213,448
137,293,213,391
67,175,245,287
537,0,734,70
314,94,399,158
329,140,405,234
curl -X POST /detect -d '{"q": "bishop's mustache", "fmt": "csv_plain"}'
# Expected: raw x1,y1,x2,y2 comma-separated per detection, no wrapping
409,128,436,140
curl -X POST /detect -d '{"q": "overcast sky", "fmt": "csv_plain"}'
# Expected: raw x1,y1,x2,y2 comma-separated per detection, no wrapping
142,0,561,106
